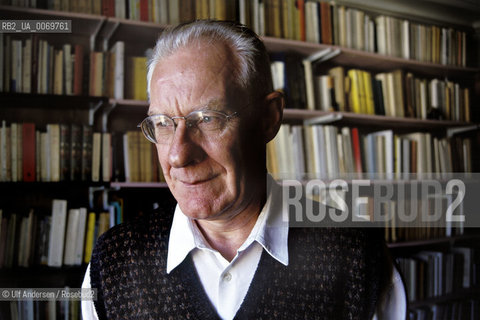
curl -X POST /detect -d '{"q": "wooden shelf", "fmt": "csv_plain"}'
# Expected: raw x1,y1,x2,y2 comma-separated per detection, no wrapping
0,93,106,110
283,109,476,131
0,5,106,37
1,5,477,78
109,98,148,107
105,100,477,132
263,36,479,78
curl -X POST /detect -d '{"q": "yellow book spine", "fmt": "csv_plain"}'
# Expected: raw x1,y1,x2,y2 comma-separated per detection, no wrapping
348,69,361,114
83,212,96,264
133,57,148,101
362,71,375,115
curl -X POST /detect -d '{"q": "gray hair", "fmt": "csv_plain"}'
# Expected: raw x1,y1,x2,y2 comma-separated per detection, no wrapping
146,20,272,101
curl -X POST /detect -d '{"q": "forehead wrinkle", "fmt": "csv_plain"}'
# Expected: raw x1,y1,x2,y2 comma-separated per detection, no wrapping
148,98,225,117
148,42,238,117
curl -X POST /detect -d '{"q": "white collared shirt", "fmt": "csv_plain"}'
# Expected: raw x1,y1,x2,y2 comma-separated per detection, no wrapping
166,178,289,320
81,179,406,320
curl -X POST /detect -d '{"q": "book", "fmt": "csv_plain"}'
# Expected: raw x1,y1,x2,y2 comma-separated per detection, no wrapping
73,44,84,95
102,132,112,182
126,56,147,100
53,49,63,95
10,123,18,182
81,125,93,181
91,132,102,182
22,38,32,93
47,199,68,267
83,212,96,264
70,124,82,181
89,51,104,97
47,124,60,182
63,208,80,266
110,41,125,99
74,207,87,265
63,44,73,95
59,124,71,181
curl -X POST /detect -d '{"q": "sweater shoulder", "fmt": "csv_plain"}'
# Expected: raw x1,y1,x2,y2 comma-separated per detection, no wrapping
91,209,173,265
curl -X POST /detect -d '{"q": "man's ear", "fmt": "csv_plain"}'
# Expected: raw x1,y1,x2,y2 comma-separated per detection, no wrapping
262,90,284,143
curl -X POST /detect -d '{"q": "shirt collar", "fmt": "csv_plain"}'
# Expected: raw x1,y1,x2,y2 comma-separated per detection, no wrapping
166,175,289,274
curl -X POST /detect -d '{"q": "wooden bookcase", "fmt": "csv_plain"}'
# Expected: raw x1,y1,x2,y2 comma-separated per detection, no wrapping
0,1,479,319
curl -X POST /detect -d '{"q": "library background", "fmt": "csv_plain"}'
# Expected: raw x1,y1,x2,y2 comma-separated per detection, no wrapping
0,0,479,319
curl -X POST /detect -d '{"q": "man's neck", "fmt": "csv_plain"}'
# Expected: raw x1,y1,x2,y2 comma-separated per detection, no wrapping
195,196,264,262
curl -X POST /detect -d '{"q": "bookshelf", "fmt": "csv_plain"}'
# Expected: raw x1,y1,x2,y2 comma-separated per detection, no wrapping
0,1,479,319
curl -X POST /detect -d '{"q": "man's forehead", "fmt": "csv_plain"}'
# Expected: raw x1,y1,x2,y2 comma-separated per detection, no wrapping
147,99,226,116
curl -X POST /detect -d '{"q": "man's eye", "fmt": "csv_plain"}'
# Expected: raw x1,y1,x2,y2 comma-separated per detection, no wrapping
201,116,212,123
156,120,171,128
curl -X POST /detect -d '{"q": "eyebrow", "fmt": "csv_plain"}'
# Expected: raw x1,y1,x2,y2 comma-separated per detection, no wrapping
147,99,225,116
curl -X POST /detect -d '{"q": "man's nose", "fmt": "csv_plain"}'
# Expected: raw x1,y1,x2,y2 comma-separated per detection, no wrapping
167,121,203,168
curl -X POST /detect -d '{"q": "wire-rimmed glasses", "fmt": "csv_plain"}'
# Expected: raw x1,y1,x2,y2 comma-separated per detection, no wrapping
137,110,238,144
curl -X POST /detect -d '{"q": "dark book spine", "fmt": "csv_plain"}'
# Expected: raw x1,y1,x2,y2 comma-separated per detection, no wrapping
70,124,82,181
59,124,71,181
81,125,93,181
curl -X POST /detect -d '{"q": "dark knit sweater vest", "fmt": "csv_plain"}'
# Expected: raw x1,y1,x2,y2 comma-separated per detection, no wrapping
90,210,390,319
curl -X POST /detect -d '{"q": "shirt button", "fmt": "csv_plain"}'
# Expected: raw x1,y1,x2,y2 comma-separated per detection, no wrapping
223,272,232,282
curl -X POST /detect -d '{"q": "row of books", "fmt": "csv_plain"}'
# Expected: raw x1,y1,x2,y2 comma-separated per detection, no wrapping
0,198,122,269
90,41,149,100
0,121,164,183
6,0,237,24
6,294,81,320
267,124,473,180
0,121,98,182
0,35,84,96
271,54,471,121
252,1,467,67
396,247,478,301
5,1,468,67
383,196,467,243
120,130,165,183
0,35,147,100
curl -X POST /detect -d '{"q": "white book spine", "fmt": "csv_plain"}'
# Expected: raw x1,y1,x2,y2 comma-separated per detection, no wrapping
302,60,315,110
315,125,327,178
239,0,246,25
402,20,410,60
63,208,80,266
259,0,265,36
74,207,87,265
159,0,168,24
291,125,305,179
168,0,179,24
48,199,68,267
113,41,125,99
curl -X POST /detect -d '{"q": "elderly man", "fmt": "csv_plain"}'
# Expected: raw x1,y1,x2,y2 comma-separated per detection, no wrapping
82,20,405,319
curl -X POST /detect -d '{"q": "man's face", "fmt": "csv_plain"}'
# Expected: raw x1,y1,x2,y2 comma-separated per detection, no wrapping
148,41,264,222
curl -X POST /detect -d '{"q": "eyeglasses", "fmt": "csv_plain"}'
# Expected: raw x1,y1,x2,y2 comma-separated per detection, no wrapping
137,110,238,144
